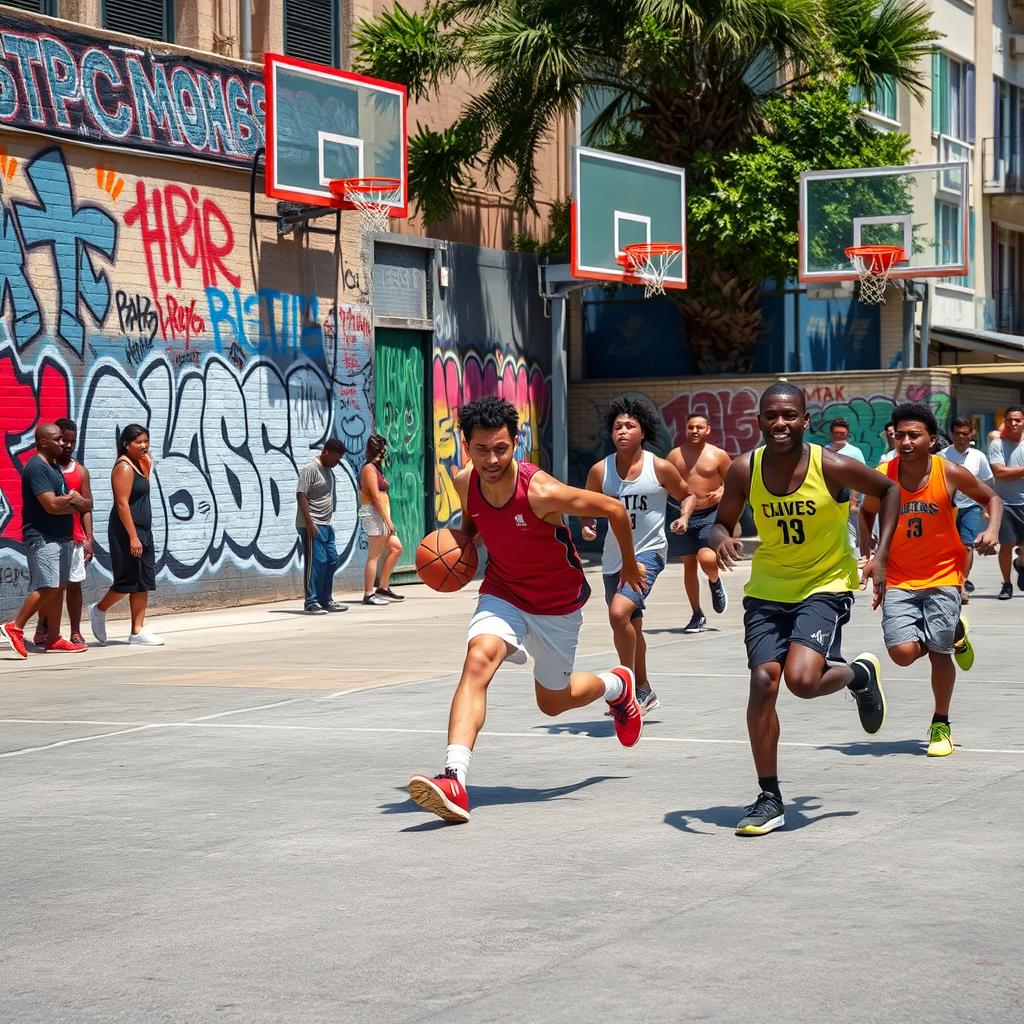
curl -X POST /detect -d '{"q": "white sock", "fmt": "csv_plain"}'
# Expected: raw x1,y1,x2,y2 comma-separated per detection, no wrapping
444,744,472,785
598,670,625,703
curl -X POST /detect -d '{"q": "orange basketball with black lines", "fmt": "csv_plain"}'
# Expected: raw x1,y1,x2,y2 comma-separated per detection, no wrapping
415,529,478,592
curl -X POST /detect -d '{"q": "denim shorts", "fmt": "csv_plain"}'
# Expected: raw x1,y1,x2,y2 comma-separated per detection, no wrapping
955,505,982,546
602,550,665,621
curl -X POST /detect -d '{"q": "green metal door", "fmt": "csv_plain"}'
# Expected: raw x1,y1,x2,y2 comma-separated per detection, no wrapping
374,328,427,569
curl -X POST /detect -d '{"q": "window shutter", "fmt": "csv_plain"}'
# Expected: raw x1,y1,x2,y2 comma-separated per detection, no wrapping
285,0,338,68
931,51,942,133
5,0,58,13
967,209,975,289
965,63,976,144
103,0,173,43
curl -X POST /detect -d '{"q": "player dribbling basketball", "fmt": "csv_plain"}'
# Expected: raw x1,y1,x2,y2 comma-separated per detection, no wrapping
407,397,649,824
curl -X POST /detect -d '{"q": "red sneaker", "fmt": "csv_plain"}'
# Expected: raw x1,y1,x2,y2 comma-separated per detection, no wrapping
1,621,28,659
46,636,88,653
408,769,471,824
607,666,643,747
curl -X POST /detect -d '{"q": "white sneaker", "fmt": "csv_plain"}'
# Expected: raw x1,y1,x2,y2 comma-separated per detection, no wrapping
89,604,107,645
129,629,165,646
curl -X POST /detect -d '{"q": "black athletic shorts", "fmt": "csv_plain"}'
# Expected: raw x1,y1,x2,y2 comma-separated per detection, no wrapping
742,592,853,669
666,503,719,557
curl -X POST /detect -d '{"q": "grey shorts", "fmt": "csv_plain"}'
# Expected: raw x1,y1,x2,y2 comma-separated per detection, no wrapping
999,504,1024,545
882,586,961,654
25,537,74,590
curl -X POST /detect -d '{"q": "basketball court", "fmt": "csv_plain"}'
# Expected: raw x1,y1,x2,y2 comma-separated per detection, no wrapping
3,555,1021,1022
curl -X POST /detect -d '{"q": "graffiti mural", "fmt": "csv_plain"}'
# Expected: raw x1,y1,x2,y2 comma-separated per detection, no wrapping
0,132,371,615
0,13,264,167
574,378,952,474
432,347,552,526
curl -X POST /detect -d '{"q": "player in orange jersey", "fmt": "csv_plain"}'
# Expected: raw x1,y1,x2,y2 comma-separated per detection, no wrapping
860,403,1002,757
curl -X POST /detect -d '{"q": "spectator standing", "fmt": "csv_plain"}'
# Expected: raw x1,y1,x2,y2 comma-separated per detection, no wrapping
89,425,163,646
940,417,994,602
34,418,94,647
828,417,866,550
296,438,348,614
359,434,404,606
1,423,90,658
879,421,898,463
989,406,1024,600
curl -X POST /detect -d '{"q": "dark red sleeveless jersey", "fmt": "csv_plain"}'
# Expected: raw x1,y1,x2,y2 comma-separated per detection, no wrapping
467,461,590,615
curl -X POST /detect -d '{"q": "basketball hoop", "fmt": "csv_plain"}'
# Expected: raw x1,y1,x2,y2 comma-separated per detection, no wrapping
617,242,684,298
329,177,402,235
844,244,905,305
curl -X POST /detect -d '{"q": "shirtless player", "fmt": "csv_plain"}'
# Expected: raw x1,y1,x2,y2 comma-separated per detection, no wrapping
667,414,733,633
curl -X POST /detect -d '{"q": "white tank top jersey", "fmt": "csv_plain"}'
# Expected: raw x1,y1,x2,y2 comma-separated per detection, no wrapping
600,450,669,573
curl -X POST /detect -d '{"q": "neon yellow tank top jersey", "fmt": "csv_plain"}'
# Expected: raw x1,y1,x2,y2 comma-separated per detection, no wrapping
746,444,860,603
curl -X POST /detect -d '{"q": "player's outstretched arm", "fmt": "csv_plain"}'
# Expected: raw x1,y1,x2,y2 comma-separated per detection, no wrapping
529,472,646,591
708,455,751,570
580,460,604,542
452,465,479,541
946,462,1003,554
824,451,897,606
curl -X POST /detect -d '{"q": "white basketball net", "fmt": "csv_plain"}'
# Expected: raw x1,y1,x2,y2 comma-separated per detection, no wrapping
341,180,402,236
847,249,905,305
621,245,684,298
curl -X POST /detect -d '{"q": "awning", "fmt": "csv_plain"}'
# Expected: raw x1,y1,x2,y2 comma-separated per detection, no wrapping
930,323,1024,360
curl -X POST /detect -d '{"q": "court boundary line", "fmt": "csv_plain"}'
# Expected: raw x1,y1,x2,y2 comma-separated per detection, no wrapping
2,717,1022,758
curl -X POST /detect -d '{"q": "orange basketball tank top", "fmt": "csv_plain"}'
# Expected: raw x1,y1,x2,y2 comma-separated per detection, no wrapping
884,455,964,589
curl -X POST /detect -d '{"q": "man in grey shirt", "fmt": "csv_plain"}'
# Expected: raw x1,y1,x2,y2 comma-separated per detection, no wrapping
296,438,347,613
988,406,1024,600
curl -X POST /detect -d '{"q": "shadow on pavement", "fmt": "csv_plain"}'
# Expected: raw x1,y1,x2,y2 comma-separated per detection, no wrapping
645,627,722,636
382,775,627,825
664,795,858,835
535,720,615,739
818,738,927,757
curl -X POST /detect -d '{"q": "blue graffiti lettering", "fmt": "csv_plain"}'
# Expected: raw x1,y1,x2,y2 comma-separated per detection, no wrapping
0,201,42,349
81,48,132,139
13,148,117,356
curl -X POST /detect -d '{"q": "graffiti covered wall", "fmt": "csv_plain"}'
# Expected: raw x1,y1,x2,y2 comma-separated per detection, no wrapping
0,130,372,619
570,370,954,484
432,245,552,527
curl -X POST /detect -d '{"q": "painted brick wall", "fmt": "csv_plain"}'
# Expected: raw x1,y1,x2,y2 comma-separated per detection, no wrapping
0,130,374,619
569,369,954,485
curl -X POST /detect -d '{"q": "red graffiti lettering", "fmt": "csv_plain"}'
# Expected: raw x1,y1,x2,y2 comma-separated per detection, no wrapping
124,180,241,300
661,388,760,456
158,294,206,346
0,352,71,540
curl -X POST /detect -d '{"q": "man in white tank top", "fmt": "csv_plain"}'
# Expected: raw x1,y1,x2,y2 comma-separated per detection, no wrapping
583,397,694,712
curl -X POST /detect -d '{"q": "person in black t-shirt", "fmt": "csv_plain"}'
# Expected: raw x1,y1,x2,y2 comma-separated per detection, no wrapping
1,423,91,659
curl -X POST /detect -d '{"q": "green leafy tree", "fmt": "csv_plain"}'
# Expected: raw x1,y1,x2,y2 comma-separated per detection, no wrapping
354,0,937,370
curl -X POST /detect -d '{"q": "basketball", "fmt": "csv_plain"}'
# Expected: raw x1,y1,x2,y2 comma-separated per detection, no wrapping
415,529,478,592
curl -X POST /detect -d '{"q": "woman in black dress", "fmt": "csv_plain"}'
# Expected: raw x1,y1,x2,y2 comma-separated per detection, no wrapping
89,424,163,646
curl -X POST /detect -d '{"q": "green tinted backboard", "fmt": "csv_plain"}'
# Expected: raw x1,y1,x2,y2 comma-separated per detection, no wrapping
799,162,969,282
571,146,687,289
264,53,407,213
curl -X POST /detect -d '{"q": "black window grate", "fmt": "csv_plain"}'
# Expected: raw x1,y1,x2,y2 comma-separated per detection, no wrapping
6,0,58,13
285,0,338,68
103,0,173,44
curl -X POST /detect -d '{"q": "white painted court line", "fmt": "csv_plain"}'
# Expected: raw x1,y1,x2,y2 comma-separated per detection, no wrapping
190,697,304,721
0,724,159,759
0,718,147,726
6,717,1020,757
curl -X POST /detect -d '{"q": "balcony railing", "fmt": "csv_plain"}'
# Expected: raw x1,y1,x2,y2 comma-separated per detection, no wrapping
983,137,1024,194
993,290,1024,335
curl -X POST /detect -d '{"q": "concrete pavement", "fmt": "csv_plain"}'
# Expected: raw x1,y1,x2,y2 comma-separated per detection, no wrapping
2,555,1022,1023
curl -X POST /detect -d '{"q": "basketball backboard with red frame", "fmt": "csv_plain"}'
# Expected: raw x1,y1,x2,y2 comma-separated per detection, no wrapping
571,146,687,291
798,162,969,283
264,53,407,215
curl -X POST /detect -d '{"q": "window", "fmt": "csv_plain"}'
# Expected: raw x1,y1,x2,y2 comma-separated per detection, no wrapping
936,200,974,289
852,74,898,123
103,0,174,42
285,0,339,68
932,51,975,143
5,0,58,12
994,226,1024,334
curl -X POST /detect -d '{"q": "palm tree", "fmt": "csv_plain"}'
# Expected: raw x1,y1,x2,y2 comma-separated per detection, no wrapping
354,0,938,371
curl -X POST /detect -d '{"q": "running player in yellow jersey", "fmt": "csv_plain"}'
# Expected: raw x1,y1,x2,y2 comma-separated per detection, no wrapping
859,402,1002,757
710,383,900,836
